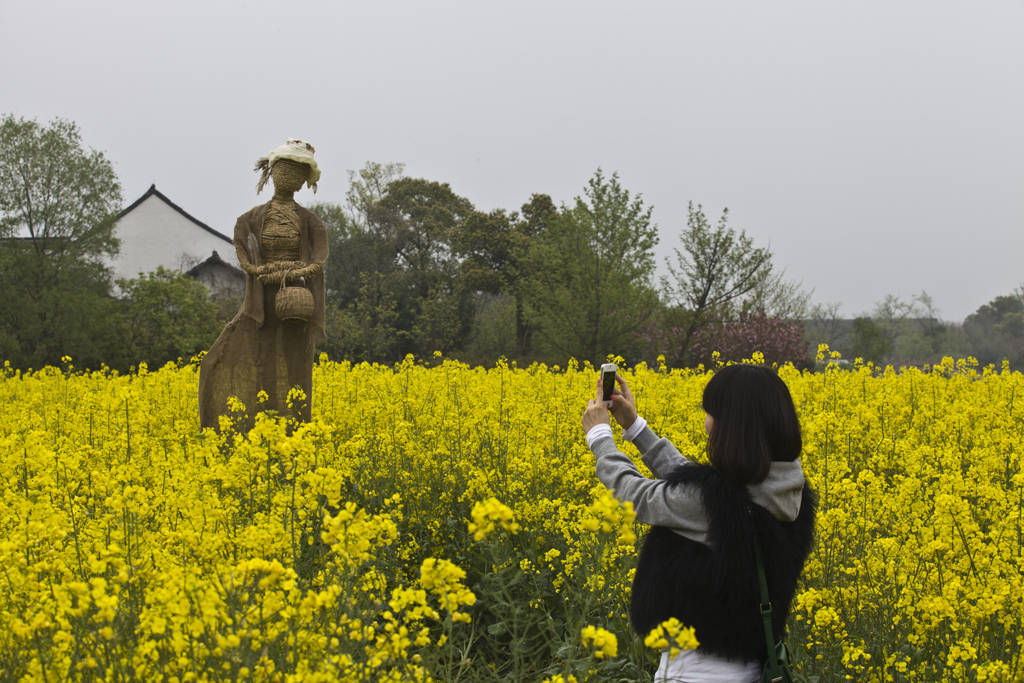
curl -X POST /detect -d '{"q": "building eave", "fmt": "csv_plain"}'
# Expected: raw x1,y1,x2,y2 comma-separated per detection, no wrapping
186,250,245,278
118,184,231,244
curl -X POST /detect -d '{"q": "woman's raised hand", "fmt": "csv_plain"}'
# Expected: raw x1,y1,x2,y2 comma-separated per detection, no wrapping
604,373,638,430
581,380,611,434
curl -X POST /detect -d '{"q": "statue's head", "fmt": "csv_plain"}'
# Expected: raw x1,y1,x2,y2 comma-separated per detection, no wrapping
271,159,310,193
255,139,320,194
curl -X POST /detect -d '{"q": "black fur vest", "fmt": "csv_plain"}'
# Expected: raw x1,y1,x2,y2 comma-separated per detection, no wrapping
630,463,817,662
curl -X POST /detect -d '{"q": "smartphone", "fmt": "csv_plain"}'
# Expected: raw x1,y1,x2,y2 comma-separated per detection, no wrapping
600,363,617,403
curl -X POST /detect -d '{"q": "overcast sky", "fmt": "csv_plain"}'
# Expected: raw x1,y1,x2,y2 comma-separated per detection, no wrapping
3,0,1022,321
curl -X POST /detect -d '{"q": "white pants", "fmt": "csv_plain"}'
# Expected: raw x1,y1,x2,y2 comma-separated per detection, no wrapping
654,649,760,682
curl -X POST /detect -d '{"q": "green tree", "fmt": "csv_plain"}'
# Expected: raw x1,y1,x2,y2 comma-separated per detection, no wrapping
366,177,475,356
871,292,950,363
510,194,558,358
849,316,892,364
450,208,518,361
0,114,122,368
452,194,557,359
311,201,390,310
454,209,517,295
963,289,1024,367
524,169,659,363
312,172,476,361
344,161,405,229
310,201,403,362
312,162,411,362
659,203,808,366
116,267,221,368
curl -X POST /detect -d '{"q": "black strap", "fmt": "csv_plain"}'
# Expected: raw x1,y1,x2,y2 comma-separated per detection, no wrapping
754,526,791,683
752,535,776,659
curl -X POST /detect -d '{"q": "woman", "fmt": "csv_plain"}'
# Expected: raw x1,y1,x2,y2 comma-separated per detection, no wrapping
199,139,328,429
581,365,816,682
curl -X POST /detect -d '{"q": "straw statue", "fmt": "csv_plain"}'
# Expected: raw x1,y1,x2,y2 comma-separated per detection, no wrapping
199,139,328,429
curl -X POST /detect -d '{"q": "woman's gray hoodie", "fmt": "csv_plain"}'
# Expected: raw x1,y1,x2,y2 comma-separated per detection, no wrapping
590,423,806,545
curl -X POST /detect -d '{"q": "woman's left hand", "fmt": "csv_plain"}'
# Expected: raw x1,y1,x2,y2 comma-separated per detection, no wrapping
581,381,611,434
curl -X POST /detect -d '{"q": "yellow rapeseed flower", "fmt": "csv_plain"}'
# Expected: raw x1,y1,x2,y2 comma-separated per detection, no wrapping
644,618,699,657
467,497,521,541
580,625,618,659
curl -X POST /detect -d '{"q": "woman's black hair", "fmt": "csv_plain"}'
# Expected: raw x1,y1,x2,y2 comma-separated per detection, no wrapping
701,365,802,484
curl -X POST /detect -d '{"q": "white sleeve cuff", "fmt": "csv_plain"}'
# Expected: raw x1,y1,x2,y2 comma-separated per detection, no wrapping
621,416,647,442
586,423,614,449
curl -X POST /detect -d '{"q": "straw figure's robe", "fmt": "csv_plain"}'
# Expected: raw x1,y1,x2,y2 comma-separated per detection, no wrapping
199,202,327,429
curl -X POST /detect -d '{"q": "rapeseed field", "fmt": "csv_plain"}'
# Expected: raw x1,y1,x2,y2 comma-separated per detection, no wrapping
1,349,1022,681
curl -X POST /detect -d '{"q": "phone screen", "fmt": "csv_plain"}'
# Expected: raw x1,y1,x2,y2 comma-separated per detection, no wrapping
601,363,616,402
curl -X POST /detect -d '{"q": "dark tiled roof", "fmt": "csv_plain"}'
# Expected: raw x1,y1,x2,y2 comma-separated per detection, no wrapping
186,250,244,277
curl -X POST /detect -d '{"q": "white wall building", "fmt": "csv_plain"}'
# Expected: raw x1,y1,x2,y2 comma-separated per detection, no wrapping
110,185,241,288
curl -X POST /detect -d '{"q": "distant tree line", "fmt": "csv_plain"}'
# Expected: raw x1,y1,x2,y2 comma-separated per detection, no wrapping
3,113,1021,371
807,289,1024,369
310,162,811,368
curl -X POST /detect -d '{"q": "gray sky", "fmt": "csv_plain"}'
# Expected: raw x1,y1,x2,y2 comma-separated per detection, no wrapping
3,0,1022,321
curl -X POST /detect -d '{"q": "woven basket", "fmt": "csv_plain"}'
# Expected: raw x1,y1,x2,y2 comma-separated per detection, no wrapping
275,270,314,323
